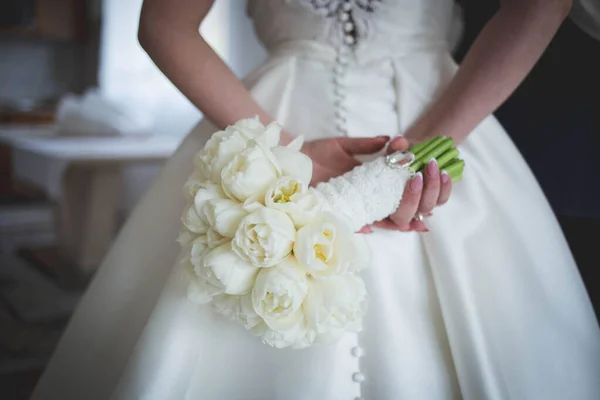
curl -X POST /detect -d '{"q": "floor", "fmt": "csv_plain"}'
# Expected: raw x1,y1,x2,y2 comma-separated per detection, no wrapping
0,202,84,400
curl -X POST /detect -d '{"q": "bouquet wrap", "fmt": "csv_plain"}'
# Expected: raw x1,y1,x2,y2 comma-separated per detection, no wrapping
317,157,412,231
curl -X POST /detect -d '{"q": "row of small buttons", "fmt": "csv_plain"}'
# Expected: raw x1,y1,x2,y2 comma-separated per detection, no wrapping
351,345,365,398
333,2,366,397
332,0,356,136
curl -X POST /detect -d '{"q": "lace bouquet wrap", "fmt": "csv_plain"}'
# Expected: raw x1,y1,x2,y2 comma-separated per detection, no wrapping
178,117,463,349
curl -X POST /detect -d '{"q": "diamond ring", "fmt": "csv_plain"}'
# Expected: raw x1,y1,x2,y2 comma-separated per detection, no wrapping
414,213,426,222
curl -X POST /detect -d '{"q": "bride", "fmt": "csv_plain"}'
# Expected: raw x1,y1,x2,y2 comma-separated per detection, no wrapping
33,0,600,399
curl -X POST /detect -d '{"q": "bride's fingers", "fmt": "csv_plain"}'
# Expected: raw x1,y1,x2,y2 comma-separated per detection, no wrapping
372,217,427,232
386,136,410,154
357,225,373,234
418,159,440,215
409,219,428,232
437,170,452,205
389,172,423,228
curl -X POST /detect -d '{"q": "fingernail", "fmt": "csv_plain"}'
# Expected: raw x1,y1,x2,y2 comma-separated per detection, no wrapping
410,172,423,192
427,158,439,177
441,170,450,184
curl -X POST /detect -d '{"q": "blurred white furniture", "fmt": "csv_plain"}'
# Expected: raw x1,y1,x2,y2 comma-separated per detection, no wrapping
0,125,182,273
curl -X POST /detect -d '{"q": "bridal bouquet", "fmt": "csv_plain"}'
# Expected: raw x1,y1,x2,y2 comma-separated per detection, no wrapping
178,117,464,349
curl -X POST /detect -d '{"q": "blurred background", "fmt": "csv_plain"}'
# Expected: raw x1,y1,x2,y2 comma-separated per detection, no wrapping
0,1,265,398
0,0,598,399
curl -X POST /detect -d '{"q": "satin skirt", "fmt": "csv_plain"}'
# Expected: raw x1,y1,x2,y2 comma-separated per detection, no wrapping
33,42,600,400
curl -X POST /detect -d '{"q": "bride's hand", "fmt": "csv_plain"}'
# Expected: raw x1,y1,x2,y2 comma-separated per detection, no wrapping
301,135,451,233
301,136,390,186
372,136,453,232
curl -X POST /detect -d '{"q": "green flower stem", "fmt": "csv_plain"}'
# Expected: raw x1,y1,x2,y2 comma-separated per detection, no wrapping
407,137,438,154
419,137,454,167
404,135,465,182
443,159,465,181
451,171,463,183
413,136,446,161
411,137,454,172
437,148,460,169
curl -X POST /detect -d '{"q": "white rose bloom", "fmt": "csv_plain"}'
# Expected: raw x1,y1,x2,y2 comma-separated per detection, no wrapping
303,274,368,343
232,208,296,267
252,258,309,344
203,199,246,238
181,182,226,234
184,258,224,304
204,242,260,295
271,146,313,185
265,177,323,227
221,141,281,202
294,212,371,279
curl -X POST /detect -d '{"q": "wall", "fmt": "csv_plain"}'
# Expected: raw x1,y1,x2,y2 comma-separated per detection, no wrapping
0,38,82,103
0,0,101,105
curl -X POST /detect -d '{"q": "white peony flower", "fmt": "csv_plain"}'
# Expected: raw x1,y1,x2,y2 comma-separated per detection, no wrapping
187,230,228,266
189,234,210,265
208,229,229,250
203,242,260,295
285,136,305,152
181,182,226,234
232,207,296,267
252,316,312,349
183,170,210,201
194,130,248,184
184,258,224,304
303,274,368,343
193,117,284,185
271,146,313,185
203,199,246,238
251,257,309,347
265,177,323,227
294,212,371,279
229,116,280,147
221,141,281,202
212,293,263,331
176,229,196,247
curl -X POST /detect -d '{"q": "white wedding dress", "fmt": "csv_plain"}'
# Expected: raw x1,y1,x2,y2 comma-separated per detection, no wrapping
33,1,600,399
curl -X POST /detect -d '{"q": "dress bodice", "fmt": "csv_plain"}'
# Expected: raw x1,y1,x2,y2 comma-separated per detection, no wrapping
247,0,462,54
244,0,463,141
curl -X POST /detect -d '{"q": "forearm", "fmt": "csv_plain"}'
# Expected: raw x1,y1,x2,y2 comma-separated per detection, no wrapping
404,0,572,143
138,6,294,143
